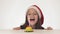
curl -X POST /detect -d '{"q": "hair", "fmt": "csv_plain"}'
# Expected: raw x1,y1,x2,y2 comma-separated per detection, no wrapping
20,5,44,29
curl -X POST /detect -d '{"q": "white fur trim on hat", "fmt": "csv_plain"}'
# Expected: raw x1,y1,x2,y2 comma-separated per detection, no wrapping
28,5,41,18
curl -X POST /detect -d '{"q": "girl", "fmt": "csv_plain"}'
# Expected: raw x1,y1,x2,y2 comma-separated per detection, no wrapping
13,5,52,30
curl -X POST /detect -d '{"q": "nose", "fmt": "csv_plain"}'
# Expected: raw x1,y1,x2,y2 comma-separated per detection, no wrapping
30,14,34,18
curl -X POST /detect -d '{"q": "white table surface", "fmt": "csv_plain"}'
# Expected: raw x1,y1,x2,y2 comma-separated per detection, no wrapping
0,29,60,34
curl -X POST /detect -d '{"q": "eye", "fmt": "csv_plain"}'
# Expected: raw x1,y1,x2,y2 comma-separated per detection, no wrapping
34,13,37,15
28,14,31,15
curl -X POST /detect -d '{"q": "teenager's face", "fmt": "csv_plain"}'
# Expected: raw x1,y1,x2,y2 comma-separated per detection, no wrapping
27,8,38,26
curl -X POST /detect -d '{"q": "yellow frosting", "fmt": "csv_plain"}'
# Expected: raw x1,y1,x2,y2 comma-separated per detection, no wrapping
25,26,33,32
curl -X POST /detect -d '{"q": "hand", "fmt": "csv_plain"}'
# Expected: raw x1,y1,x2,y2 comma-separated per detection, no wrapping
45,27,53,30
13,27,20,30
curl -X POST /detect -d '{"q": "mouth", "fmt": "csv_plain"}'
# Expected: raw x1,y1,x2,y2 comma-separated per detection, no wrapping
30,19,35,21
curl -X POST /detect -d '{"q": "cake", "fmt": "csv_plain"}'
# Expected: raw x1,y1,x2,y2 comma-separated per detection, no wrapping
25,26,33,32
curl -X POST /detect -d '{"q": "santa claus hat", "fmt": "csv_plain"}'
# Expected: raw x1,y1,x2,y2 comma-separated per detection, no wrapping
27,5,44,25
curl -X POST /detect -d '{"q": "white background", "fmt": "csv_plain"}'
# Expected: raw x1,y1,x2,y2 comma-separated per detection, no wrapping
0,0,60,30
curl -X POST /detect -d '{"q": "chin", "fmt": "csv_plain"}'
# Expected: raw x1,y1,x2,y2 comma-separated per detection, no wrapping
30,23,35,25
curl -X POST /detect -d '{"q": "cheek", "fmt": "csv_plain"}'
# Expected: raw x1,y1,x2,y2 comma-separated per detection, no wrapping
27,15,30,21
35,15,38,20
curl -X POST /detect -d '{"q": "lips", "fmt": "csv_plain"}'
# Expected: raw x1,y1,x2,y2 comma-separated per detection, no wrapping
30,19,35,21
